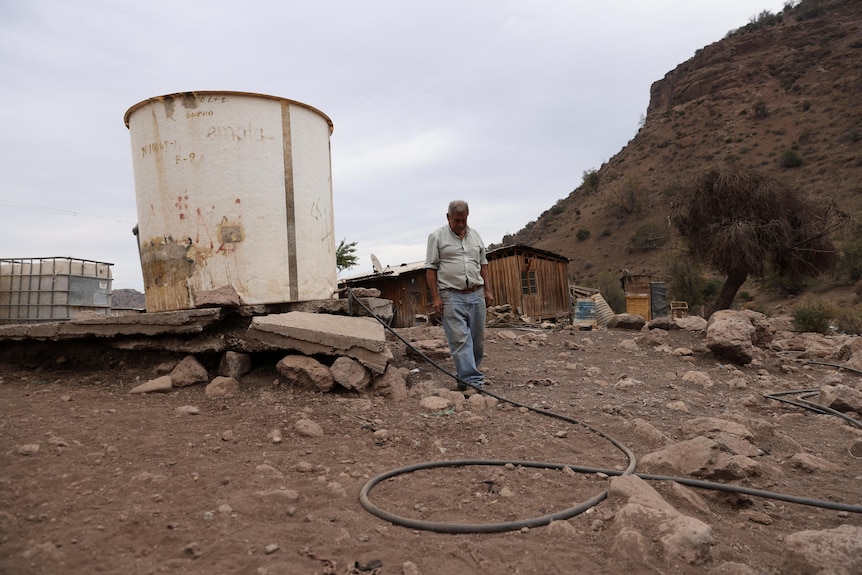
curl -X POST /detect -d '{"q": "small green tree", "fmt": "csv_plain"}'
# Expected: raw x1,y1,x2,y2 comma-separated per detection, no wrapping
336,239,359,272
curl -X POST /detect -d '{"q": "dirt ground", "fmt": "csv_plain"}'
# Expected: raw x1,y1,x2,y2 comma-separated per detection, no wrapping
1,323,860,575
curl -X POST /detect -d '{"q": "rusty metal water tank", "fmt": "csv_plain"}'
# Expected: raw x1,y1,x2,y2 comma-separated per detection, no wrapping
124,91,336,312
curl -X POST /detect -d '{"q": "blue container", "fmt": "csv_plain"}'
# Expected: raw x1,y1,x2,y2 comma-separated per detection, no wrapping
575,299,596,322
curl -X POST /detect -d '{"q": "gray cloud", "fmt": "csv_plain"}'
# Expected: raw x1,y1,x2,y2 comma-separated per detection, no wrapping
0,0,788,289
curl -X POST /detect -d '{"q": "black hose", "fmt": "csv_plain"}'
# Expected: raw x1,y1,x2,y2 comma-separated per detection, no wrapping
345,288,862,533
359,459,862,534
763,389,862,429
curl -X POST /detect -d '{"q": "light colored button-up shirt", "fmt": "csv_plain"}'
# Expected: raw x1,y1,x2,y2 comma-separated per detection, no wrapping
425,225,487,291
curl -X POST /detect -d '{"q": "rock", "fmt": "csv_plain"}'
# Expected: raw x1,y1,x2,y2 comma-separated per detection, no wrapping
635,329,667,347
46,435,69,448
372,429,390,443
175,405,200,415
845,351,862,372
737,309,775,346
743,510,773,525
329,356,372,391
640,436,766,480
465,393,491,411
676,316,708,331
607,313,646,330
682,370,714,389
609,475,713,567
205,376,240,398
419,396,452,412
218,351,252,380
706,310,757,364
253,489,299,502
294,418,324,437
170,355,209,387
771,331,835,358
276,355,335,392
780,525,862,575
129,375,173,394
619,339,640,352
402,560,421,575
406,339,451,361
666,482,712,516
788,452,843,473
194,285,241,308
835,336,862,361
647,317,678,330
611,528,652,569
680,417,754,441
16,444,40,455
268,428,283,444
819,384,862,413
372,364,409,400
626,418,670,448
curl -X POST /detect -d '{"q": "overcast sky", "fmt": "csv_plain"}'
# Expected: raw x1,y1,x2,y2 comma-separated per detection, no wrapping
0,0,789,291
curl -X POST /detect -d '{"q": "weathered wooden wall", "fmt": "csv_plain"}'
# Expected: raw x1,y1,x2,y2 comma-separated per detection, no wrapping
487,247,570,320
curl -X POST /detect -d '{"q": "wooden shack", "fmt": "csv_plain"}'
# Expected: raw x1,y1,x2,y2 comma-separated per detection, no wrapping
340,261,429,328
620,273,669,321
485,245,570,321
341,245,570,328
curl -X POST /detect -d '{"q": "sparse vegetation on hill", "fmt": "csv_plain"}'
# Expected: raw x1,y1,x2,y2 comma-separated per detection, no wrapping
502,0,862,314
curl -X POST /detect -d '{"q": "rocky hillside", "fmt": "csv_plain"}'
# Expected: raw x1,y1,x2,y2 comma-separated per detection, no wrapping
506,0,862,304
111,288,145,309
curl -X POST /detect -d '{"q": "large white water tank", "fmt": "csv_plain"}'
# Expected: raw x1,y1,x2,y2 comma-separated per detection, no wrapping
124,91,336,312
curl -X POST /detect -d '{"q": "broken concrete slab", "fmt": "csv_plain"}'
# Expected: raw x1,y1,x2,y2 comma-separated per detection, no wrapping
248,312,392,374
0,309,223,340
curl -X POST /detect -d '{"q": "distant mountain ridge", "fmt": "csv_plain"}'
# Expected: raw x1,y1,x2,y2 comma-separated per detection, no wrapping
112,288,145,309
505,0,862,292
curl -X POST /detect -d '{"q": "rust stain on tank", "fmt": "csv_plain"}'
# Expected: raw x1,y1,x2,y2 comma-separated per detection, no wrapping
140,237,197,311
216,217,244,253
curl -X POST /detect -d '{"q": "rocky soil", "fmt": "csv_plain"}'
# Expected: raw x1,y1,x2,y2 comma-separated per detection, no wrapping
1,318,861,574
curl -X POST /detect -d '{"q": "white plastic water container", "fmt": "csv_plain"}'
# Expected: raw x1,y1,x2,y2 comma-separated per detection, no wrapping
124,91,336,312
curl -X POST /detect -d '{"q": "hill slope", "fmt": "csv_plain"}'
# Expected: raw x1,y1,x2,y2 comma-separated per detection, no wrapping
506,0,862,305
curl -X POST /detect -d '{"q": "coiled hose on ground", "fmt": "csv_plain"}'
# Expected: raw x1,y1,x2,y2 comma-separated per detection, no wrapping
346,289,862,533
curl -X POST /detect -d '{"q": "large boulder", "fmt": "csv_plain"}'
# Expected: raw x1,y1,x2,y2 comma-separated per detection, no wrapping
329,356,372,391
276,355,335,392
608,475,713,568
608,313,646,330
780,525,862,575
706,310,757,364
170,355,209,387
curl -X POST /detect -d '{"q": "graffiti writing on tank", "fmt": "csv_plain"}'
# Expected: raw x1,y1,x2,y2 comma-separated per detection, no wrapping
194,95,228,104
186,110,214,119
141,140,177,157
175,153,197,165
205,124,271,142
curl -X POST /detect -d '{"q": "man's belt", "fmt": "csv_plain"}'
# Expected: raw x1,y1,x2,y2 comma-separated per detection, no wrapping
443,285,484,294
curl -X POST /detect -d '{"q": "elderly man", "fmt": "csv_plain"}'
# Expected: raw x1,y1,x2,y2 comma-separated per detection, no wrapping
425,200,494,392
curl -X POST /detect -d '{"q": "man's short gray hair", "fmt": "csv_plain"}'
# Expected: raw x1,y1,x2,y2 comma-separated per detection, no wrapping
448,200,469,215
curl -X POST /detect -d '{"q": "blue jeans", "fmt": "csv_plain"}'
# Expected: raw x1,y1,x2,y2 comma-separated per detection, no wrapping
440,288,486,385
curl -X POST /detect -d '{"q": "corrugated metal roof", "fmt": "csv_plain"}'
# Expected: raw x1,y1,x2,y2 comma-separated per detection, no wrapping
341,260,426,283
